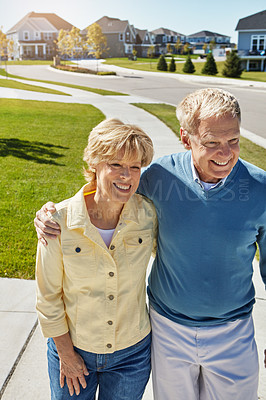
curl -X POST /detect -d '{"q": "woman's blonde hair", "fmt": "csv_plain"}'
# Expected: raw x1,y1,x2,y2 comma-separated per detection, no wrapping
176,88,241,134
83,118,154,182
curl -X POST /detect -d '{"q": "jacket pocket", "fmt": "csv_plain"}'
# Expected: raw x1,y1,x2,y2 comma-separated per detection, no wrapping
124,231,153,271
62,239,96,280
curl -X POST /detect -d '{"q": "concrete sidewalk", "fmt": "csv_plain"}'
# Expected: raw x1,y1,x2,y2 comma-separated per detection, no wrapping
0,260,265,400
0,79,265,399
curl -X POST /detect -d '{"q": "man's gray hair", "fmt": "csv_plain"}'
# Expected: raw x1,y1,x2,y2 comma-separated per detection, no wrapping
176,88,241,134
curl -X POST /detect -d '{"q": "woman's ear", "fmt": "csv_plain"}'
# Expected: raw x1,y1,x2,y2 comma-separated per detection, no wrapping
89,166,96,173
180,128,192,150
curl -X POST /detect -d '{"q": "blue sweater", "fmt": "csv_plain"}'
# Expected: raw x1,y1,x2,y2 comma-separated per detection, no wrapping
138,152,266,326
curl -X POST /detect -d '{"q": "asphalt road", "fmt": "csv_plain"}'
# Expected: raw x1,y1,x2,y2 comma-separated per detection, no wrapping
6,63,266,139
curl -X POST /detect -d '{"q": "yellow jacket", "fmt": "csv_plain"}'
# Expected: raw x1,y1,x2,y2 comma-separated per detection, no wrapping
36,184,157,354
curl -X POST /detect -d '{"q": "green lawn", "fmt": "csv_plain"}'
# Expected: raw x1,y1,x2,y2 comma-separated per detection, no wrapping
104,58,266,82
0,77,69,95
0,99,104,279
1,60,73,66
133,103,266,171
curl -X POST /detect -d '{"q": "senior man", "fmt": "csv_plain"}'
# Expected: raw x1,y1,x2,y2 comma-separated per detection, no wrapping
35,88,266,400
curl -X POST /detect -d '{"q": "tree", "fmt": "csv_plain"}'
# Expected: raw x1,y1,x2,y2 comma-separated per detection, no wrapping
166,43,173,55
57,29,72,61
222,51,243,78
174,38,182,54
86,23,108,59
147,45,155,68
132,48,137,60
201,52,218,75
0,28,14,77
209,39,216,51
68,27,84,64
182,55,195,74
183,42,191,55
169,56,176,72
157,55,167,71
202,43,208,54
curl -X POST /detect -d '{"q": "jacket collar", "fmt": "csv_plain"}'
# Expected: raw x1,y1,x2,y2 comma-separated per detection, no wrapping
67,183,140,230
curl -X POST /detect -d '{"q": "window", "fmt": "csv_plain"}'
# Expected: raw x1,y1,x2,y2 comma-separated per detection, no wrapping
251,35,266,52
23,31,29,40
249,61,259,70
46,45,52,55
252,36,258,51
119,33,124,41
43,32,53,40
35,32,41,40
259,37,265,51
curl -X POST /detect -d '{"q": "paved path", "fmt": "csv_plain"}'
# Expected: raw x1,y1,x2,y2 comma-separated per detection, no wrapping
0,75,265,399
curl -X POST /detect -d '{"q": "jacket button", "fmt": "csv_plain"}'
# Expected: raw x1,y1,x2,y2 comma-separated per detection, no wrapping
108,295,114,300
75,247,81,253
107,343,112,348
138,238,143,244
110,245,115,250
107,320,113,325
109,272,114,277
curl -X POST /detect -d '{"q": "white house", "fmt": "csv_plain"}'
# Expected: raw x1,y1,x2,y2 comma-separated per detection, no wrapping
6,12,74,60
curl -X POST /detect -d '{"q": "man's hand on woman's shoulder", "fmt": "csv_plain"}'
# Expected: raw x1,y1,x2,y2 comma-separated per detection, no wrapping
34,202,61,246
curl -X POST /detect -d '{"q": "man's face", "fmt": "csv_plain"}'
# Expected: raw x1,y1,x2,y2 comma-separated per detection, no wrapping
181,114,240,183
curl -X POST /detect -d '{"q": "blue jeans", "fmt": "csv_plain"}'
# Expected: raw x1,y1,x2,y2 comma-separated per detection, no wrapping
47,333,151,400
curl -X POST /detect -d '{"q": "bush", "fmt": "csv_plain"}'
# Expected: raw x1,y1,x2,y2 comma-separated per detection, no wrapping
157,55,168,71
182,55,195,74
97,71,116,76
222,51,243,78
51,65,96,74
169,57,176,72
201,52,218,75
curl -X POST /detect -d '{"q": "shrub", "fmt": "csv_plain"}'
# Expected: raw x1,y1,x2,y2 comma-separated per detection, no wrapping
97,71,116,76
169,57,176,72
182,55,195,74
201,52,218,75
157,55,168,71
222,51,243,78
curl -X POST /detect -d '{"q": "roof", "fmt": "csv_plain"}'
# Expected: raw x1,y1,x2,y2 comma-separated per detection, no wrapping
235,9,266,30
7,11,74,34
135,28,148,41
151,27,184,36
90,16,129,33
187,30,229,38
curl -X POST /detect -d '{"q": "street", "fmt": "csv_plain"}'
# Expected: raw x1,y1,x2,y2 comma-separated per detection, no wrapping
6,62,266,140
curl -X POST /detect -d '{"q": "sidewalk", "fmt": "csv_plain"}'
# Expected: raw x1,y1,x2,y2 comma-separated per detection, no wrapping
0,79,265,399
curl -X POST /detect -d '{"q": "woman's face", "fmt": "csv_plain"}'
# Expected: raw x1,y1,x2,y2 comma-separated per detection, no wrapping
94,152,142,204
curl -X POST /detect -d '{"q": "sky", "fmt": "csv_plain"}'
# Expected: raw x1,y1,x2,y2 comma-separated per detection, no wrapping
1,0,265,44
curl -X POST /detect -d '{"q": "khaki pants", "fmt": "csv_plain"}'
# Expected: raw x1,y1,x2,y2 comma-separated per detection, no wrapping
150,307,259,400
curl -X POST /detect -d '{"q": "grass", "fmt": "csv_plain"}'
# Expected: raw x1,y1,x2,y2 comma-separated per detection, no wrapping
1,60,73,66
0,77,69,95
133,103,266,171
104,58,266,82
0,99,104,279
0,68,128,96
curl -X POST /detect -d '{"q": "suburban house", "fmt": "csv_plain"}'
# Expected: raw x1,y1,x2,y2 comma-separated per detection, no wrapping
187,30,231,51
133,28,153,57
88,16,136,57
150,28,186,54
6,12,74,60
236,9,266,71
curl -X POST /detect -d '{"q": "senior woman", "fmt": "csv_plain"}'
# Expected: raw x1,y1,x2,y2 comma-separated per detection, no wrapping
36,118,157,400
